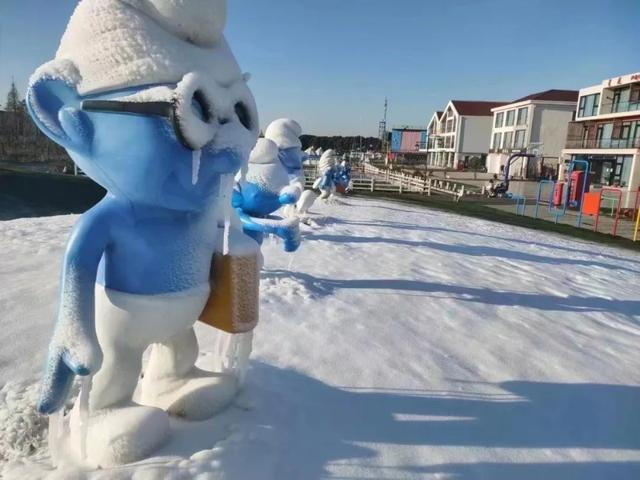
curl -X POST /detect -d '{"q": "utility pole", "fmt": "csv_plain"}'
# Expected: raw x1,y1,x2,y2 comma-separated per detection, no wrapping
378,98,388,160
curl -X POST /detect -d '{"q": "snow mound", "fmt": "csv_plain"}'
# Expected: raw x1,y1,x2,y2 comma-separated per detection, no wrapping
0,382,48,462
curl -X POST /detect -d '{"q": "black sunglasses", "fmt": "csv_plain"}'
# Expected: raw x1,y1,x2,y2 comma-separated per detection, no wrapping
81,90,253,151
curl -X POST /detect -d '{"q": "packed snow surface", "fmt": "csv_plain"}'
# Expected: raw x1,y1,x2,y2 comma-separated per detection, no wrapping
1,197,639,479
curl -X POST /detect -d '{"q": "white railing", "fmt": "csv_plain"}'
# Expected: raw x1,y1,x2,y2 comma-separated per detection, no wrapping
360,164,472,200
303,164,476,201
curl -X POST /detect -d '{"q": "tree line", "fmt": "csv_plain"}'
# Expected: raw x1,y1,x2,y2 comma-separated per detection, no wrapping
300,135,381,153
0,80,70,172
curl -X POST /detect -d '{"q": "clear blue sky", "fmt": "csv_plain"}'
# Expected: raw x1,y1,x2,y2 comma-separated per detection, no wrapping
1,0,639,136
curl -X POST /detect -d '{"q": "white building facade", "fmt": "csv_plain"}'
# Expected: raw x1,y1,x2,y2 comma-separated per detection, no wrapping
487,90,578,178
426,100,506,170
560,72,640,209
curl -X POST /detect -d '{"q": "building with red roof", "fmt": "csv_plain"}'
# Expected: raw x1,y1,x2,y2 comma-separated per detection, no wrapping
427,100,507,170
487,89,578,178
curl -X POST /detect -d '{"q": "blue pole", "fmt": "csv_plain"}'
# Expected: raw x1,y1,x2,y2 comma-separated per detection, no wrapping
535,180,554,219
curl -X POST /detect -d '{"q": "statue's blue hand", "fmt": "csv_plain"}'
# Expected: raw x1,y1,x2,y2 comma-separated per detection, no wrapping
231,189,244,209
38,327,102,415
276,220,301,253
278,192,298,205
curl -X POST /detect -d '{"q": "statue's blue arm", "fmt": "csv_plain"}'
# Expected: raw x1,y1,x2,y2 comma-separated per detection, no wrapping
235,208,300,252
278,189,299,205
38,199,115,414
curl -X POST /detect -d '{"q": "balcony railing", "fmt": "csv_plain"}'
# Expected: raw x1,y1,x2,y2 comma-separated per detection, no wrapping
565,136,640,149
489,147,527,154
599,100,640,115
579,100,640,118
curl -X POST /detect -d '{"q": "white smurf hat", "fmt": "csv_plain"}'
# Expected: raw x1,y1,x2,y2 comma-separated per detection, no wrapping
249,138,280,165
264,118,303,150
32,0,241,96
319,149,337,172
245,138,290,192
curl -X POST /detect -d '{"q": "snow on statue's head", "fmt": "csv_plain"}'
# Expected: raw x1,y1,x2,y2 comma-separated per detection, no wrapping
319,149,338,173
264,118,304,174
244,138,290,193
26,0,259,211
264,118,302,150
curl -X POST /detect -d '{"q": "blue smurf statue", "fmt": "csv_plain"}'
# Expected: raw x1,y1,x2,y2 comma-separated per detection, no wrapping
334,159,353,193
314,149,340,199
232,138,301,251
26,0,259,467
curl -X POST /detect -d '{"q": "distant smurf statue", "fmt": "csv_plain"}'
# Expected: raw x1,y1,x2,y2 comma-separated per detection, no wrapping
264,118,306,196
317,151,351,198
232,137,301,251
294,149,354,219
334,158,353,194
26,0,261,467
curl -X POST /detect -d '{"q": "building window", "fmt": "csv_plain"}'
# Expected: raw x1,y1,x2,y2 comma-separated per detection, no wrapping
611,89,627,113
495,112,504,128
503,131,513,149
630,86,640,111
581,126,589,148
613,121,633,148
492,132,502,149
582,155,633,188
592,94,600,116
578,96,586,117
578,93,600,118
595,123,614,148
632,121,640,148
505,110,515,126
516,107,528,126
513,130,526,149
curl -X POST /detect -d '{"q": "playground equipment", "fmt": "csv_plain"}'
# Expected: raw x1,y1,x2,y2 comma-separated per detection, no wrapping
533,159,591,227
503,152,538,193
580,185,640,237
634,188,640,242
591,188,622,236
489,152,538,213
511,194,527,216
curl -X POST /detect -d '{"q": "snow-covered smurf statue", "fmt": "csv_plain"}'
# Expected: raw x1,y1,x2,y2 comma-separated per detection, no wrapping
232,138,301,251
314,149,340,200
263,118,310,220
334,159,353,194
264,118,305,193
26,0,260,467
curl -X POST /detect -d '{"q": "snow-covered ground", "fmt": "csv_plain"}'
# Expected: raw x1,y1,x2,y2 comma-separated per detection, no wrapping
1,196,639,479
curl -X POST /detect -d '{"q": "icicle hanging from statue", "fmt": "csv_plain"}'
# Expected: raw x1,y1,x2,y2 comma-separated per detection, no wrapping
199,173,260,386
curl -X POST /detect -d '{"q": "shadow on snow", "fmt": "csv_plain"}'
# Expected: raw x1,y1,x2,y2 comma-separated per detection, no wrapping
263,269,640,316
247,363,640,479
317,216,640,268
304,232,640,275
